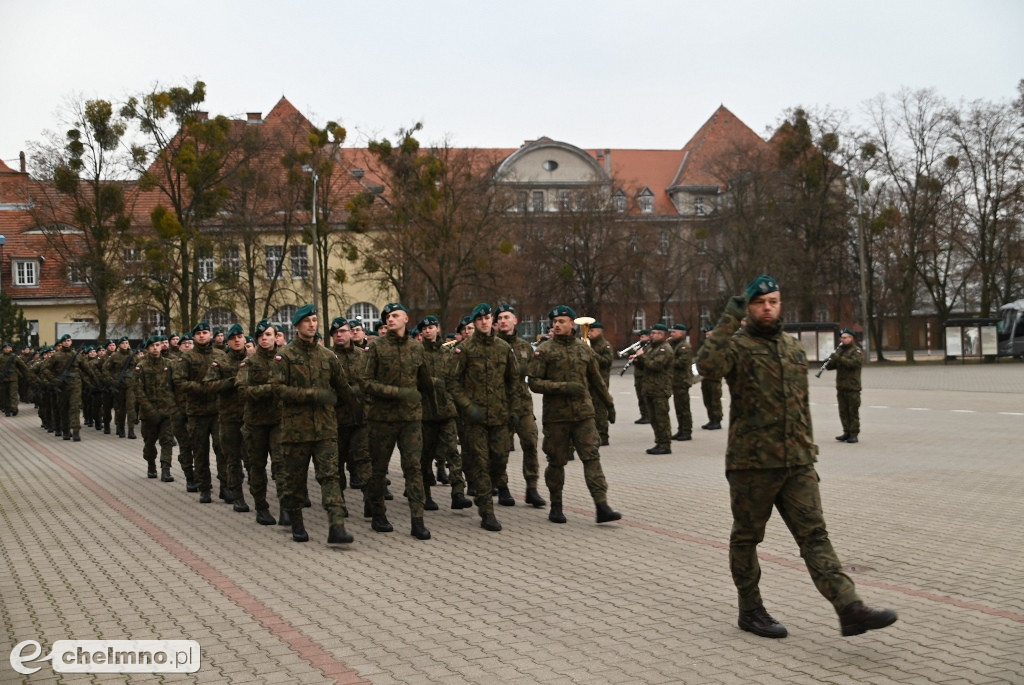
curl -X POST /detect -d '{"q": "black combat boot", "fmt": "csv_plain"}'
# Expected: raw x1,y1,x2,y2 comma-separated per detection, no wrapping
436,463,449,485
383,487,394,501
672,432,692,441
701,421,721,430
349,472,363,490
451,492,472,509
524,488,547,508
161,467,175,483
127,428,136,439
184,467,198,493
219,485,231,502
233,495,250,513
255,509,276,526
410,517,431,540
835,433,850,442
146,459,158,478
739,606,788,638
480,512,502,532
838,601,897,636
199,490,212,503
363,501,373,518
327,523,353,544
103,423,111,434
424,487,439,511
95,421,102,431
72,430,81,442
62,431,71,440
548,503,567,524
845,435,859,444
303,495,312,508
290,512,308,542
646,445,671,455
497,487,516,506
278,506,291,526
371,514,393,533
596,502,622,523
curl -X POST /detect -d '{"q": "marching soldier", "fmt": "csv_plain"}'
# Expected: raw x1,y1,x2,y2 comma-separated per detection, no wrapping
1,341,30,416
669,323,694,441
103,337,136,438
132,336,177,482
527,305,621,525
237,320,283,526
175,322,225,503
329,317,371,495
207,324,250,512
587,322,614,446
826,328,864,444
633,323,673,455
631,329,651,424
37,334,98,441
169,335,197,491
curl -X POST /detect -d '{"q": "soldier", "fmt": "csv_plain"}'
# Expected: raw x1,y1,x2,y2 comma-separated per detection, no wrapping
1,341,30,416
826,328,864,444
587,322,614,446
207,324,250,512
37,334,98,441
329,317,371,494
132,336,176,482
350,319,368,349
362,302,435,540
700,327,724,430
237,320,282,526
98,339,117,433
697,274,896,639
527,305,621,525
175,321,225,503
449,303,527,531
669,323,694,441
273,305,356,544
417,315,472,511
633,323,674,455
169,335,197,491
103,337,136,438
630,329,651,424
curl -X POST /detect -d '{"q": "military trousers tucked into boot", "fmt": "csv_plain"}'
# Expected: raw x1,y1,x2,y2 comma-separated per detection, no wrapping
279,439,347,525
366,420,425,518
541,418,610,506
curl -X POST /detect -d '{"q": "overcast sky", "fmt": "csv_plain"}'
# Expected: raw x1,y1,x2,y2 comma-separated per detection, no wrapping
2,0,1021,169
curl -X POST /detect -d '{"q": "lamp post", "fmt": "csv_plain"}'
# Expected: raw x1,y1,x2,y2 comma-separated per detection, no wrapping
302,166,321,338
850,165,871,362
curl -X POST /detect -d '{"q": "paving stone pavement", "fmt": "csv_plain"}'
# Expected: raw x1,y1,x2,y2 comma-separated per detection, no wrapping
1,362,1022,684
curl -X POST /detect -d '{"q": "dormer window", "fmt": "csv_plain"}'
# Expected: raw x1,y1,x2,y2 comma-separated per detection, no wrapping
13,259,39,286
695,196,706,216
637,187,655,214
612,191,627,213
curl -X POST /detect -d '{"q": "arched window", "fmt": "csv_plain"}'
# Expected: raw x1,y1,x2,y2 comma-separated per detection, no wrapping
205,308,236,329
346,302,379,326
143,309,166,337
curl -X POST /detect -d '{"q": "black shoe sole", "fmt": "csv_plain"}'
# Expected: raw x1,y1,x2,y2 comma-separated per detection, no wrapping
841,614,897,636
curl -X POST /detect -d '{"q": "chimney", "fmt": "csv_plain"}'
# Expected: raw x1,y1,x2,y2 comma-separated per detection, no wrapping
19,151,26,173
603,149,611,173
195,111,209,121
246,112,263,124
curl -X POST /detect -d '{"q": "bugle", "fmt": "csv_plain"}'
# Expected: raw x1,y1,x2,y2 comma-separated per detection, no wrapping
814,345,841,378
619,340,649,375
617,340,643,358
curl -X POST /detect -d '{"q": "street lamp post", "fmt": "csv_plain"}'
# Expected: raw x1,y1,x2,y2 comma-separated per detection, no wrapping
851,165,871,362
302,166,321,338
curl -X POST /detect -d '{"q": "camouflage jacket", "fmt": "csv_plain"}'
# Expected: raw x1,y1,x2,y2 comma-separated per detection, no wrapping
274,337,353,443
39,347,97,388
206,347,247,423
236,344,282,427
333,343,369,426
634,338,673,397
449,330,525,426
103,349,135,390
696,311,818,471
589,334,614,385
132,354,176,420
362,330,434,423
670,337,694,390
528,334,613,424
420,339,457,421
174,343,224,417
0,351,29,382
496,329,536,416
825,342,863,391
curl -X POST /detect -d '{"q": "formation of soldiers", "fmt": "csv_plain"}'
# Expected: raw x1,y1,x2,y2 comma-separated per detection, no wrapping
3,301,665,546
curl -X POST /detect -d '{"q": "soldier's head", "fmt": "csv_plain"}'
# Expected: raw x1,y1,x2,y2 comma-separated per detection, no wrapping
650,323,669,343
168,334,180,348
588,321,604,341
59,334,73,349
105,340,116,353
495,303,518,334
380,303,409,336
670,323,688,341
418,316,440,342
292,305,318,342
350,318,365,343
145,336,162,357
744,275,781,328
840,328,856,346
253,320,277,351
471,303,493,335
548,305,577,337
192,321,212,346
639,329,650,342
1,342,12,353
329,317,349,347
179,335,194,352
226,324,246,351
117,336,130,351
213,329,225,345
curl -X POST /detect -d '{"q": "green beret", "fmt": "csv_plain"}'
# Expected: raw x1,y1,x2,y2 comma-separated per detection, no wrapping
672,323,689,332
1,341,12,348
471,303,492,320
640,329,650,336
840,328,856,337
253,319,273,336
58,334,72,343
245,336,254,344
548,305,577,320
191,321,211,334
226,323,244,338
418,315,439,329
445,333,456,341
651,323,669,332
590,322,604,330
456,315,472,334
144,336,162,348
744,274,779,302
329,317,348,333
495,303,516,315
291,304,316,327
380,302,407,324
180,334,193,343
410,326,420,336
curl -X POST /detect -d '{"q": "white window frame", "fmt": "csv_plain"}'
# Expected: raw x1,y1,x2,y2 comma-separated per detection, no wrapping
290,245,309,280
197,252,215,283
13,260,38,286
222,246,240,277
632,309,647,333
265,245,284,280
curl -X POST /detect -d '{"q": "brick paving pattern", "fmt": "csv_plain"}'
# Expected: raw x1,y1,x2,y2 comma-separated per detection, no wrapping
2,362,1022,684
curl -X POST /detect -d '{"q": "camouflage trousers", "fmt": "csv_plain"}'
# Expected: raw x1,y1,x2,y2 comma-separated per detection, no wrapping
220,419,249,500
111,386,128,434
503,411,540,489
279,439,346,524
2,379,17,413
463,422,510,516
422,419,465,494
338,422,370,490
701,379,723,423
593,391,610,442
672,385,692,433
171,412,193,473
243,422,284,511
646,393,672,448
541,419,609,506
366,420,425,518
140,414,174,468
187,414,219,493
837,390,861,436
55,379,83,432
633,372,648,420
726,465,860,612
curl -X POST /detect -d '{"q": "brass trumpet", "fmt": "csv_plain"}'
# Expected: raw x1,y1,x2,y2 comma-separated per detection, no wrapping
574,316,595,347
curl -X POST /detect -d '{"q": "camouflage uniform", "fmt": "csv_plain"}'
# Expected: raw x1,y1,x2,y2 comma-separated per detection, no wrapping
362,329,434,520
165,352,194,483
132,352,176,475
635,337,674,450
826,342,863,439
333,343,371,490
701,378,723,424
38,345,96,438
670,336,694,435
237,343,284,514
1,347,29,415
175,342,225,496
588,333,614,443
632,348,648,421
420,339,465,497
273,336,353,526
207,346,249,503
527,334,615,508
448,329,524,517
103,346,135,437
697,305,861,613
496,328,540,491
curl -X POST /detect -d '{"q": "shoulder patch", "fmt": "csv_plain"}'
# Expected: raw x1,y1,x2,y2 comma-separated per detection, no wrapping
534,351,541,357
454,348,462,354
211,362,218,367
274,355,283,361
239,361,247,367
